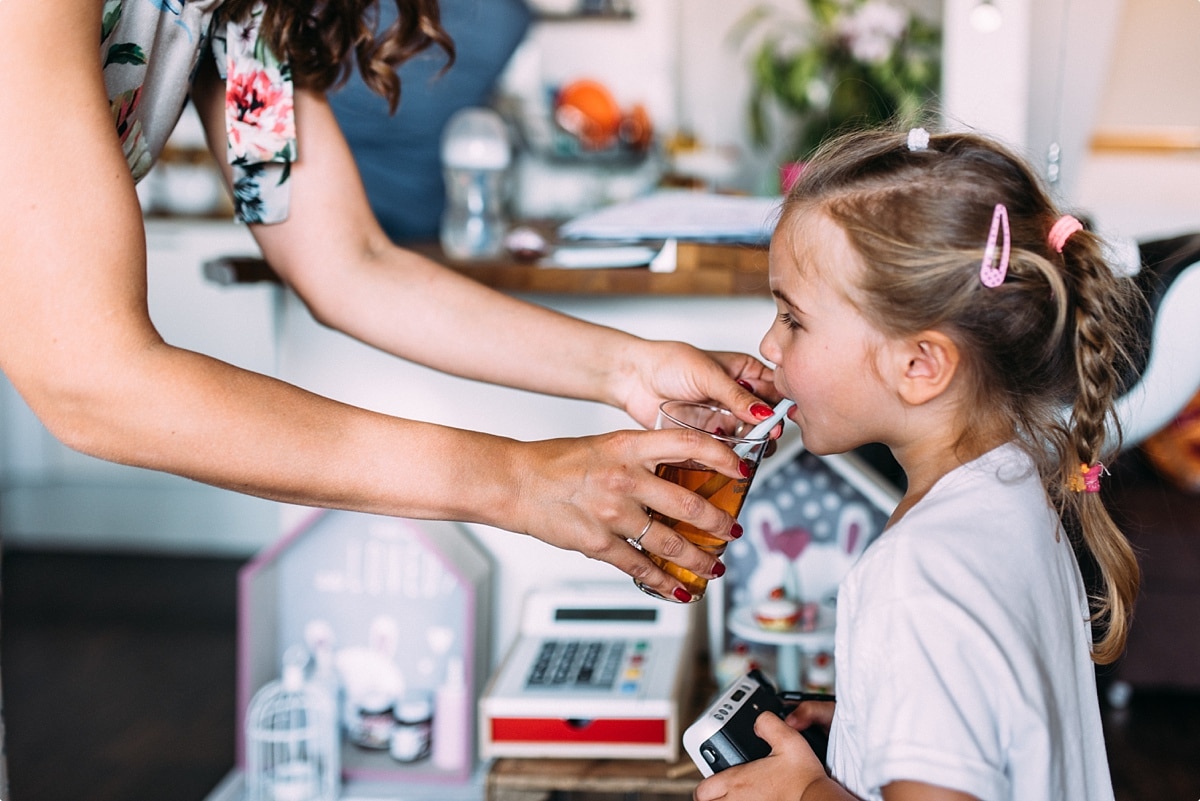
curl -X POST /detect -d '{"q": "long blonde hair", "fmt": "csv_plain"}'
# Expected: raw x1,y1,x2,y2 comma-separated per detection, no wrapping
782,128,1143,664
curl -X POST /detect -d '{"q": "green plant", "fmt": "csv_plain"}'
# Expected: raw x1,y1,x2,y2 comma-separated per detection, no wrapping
734,0,941,161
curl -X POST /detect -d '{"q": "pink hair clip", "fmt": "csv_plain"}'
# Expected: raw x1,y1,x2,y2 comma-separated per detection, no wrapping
1048,215,1083,253
1068,462,1107,493
979,203,1011,288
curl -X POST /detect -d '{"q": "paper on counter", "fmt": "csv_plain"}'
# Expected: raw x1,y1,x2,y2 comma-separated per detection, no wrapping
559,190,784,244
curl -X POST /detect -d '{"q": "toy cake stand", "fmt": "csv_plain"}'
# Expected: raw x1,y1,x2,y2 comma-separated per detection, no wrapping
728,604,835,691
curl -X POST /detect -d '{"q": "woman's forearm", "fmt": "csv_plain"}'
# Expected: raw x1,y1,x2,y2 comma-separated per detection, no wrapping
35,338,516,524
285,243,647,410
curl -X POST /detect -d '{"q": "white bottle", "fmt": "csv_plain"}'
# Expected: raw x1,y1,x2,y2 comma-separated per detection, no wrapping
439,108,512,260
431,657,470,771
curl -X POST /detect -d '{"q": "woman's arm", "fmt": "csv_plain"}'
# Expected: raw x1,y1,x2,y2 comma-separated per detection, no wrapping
0,1,496,516
190,61,775,429
0,0,764,598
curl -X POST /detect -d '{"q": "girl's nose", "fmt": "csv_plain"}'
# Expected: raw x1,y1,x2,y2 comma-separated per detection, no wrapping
759,326,780,364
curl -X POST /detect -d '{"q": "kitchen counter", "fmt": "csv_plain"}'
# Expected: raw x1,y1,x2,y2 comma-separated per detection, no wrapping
203,239,771,297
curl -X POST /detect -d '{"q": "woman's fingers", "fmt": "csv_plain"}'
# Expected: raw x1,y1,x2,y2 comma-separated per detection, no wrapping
511,429,749,598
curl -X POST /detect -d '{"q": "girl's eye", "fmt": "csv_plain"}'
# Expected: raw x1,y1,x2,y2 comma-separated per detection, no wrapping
777,312,801,331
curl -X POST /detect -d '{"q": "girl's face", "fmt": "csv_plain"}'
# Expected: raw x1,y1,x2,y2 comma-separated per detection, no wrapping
759,210,897,455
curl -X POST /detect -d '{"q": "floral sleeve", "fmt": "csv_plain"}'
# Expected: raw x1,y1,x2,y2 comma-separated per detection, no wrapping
210,2,296,224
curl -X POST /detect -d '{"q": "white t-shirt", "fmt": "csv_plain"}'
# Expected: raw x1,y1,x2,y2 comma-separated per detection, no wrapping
827,444,1113,801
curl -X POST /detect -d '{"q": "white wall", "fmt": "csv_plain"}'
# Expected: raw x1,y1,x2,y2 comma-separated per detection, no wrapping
941,0,1031,147
1074,0,1200,241
1094,0,1200,130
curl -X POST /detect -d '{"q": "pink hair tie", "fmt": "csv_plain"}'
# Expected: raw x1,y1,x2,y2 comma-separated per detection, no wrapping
1069,462,1107,493
979,203,1010,288
1048,215,1083,253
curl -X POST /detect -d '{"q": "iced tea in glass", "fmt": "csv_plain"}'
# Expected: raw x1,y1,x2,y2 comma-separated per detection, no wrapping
635,401,770,603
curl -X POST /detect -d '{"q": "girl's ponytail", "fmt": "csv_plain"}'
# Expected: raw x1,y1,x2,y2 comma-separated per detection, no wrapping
1057,225,1142,664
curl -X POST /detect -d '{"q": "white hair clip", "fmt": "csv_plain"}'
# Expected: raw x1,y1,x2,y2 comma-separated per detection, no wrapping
907,127,930,152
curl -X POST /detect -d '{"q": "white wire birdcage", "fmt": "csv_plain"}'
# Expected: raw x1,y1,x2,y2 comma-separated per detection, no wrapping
245,648,340,801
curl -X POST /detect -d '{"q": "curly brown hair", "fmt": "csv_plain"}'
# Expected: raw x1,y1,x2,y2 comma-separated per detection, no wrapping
220,0,455,113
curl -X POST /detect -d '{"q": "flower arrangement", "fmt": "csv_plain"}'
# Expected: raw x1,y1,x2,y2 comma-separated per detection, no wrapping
733,0,941,162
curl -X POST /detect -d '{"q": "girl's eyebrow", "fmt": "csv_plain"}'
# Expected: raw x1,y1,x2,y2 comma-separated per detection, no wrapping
772,288,801,312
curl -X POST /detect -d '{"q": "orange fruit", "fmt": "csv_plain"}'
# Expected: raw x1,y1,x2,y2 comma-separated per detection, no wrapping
555,79,622,150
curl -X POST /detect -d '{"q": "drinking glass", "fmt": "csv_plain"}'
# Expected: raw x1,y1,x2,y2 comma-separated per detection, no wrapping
635,401,770,603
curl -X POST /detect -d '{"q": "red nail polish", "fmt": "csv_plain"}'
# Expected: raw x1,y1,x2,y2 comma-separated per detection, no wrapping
737,380,754,391
731,523,744,539
673,588,693,603
751,403,773,419
738,460,751,478
712,562,726,578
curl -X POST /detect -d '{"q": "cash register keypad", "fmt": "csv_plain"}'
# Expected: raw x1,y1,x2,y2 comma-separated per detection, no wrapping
525,639,648,693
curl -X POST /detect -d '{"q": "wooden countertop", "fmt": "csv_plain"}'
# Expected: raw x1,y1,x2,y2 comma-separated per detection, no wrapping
203,240,771,297
487,754,702,801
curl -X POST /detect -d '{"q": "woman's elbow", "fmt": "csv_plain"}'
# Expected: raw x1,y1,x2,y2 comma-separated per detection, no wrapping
7,363,138,462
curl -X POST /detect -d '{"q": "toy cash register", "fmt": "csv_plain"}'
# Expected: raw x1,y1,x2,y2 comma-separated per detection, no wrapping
479,583,697,761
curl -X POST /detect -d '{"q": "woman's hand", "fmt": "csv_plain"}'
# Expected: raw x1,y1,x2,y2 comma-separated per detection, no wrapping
504,426,754,600
613,341,780,430
694,712,838,801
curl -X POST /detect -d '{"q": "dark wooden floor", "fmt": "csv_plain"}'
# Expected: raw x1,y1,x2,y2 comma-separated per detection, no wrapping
1,548,1198,801
1,549,241,801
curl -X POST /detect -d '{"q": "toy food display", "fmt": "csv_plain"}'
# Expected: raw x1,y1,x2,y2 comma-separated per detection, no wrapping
752,598,802,631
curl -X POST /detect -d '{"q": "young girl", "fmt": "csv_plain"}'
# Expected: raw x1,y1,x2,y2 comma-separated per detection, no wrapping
696,128,1142,801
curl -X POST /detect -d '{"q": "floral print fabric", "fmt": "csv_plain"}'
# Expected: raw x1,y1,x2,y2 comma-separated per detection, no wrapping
101,0,225,183
212,5,297,223
100,0,294,224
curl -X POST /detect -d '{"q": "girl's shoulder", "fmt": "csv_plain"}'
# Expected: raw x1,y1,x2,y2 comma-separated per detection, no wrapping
848,444,1060,592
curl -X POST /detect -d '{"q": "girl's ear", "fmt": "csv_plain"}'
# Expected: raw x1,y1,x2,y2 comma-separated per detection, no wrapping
895,331,959,406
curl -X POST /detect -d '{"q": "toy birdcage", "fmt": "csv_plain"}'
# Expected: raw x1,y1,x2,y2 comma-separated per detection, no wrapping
245,647,340,801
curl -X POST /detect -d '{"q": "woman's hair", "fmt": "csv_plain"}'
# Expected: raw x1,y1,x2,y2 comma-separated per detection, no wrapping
221,0,455,113
781,127,1142,664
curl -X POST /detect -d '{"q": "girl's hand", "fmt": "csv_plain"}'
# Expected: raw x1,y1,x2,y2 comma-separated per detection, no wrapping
694,712,831,801
506,427,751,600
786,700,835,734
615,341,779,430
